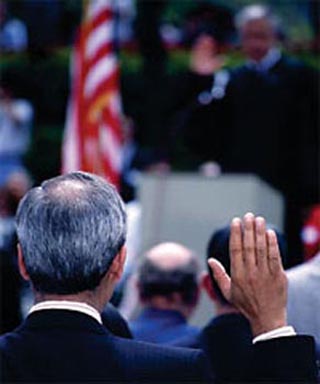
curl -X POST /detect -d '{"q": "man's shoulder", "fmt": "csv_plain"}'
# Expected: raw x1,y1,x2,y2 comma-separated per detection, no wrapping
274,55,319,81
0,323,212,383
287,257,320,284
115,334,205,365
202,313,250,332
100,335,213,382
0,330,20,350
230,54,314,79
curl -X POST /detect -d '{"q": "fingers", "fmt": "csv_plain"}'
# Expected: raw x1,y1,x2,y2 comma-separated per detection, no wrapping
208,258,231,302
243,213,257,271
229,213,282,275
255,216,268,271
267,229,283,275
230,217,244,279
228,214,287,335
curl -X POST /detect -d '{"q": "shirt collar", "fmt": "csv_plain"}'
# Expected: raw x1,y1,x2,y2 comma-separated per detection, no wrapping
247,47,281,72
29,300,102,324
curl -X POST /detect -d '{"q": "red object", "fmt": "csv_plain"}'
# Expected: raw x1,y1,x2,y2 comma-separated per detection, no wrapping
62,0,123,188
301,204,320,260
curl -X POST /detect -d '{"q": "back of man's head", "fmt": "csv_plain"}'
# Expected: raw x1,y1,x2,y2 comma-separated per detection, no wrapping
138,242,199,308
206,227,230,305
206,224,287,305
16,171,127,295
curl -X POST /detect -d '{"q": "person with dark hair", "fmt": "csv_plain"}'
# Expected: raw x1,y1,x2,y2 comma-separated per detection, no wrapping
0,186,22,334
168,15,229,171
0,173,317,382
201,216,317,383
200,224,288,382
0,170,32,334
200,226,252,383
130,242,200,347
180,4,319,263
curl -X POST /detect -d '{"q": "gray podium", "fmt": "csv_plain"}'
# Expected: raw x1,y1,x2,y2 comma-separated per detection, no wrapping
137,173,284,326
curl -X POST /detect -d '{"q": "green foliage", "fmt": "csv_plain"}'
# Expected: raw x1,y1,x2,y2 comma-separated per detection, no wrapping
24,124,64,184
119,51,143,73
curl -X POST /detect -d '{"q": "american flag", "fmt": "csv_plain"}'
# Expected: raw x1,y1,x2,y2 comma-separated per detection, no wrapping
62,0,123,187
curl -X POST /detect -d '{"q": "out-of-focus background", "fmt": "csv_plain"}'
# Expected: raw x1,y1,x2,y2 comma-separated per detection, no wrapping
1,0,319,183
0,0,319,332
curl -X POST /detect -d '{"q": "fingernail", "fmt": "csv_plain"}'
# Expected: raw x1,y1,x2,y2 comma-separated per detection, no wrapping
256,216,265,226
231,217,241,225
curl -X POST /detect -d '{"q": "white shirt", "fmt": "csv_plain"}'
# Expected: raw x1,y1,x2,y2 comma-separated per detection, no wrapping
29,300,102,324
253,326,296,344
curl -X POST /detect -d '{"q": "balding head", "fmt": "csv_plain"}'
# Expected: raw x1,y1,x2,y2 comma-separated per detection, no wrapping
145,242,195,271
16,171,127,294
137,242,199,310
235,4,281,62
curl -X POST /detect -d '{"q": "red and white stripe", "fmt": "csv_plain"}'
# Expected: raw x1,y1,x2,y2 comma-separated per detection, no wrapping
62,0,123,187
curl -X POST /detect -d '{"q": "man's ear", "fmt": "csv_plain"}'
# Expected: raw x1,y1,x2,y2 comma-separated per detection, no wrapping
201,272,216,302
109,246,127,281
17,244,30,281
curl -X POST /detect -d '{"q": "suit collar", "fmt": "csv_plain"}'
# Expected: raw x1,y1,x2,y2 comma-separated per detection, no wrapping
18,309,110,335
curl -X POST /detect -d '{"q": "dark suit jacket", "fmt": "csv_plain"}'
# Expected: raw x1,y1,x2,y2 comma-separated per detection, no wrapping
0,309,212,383
199,313,253,383
129,308,199,348
199,313,318,383
102,303,132,339
179,56,319,204
0,309,317,383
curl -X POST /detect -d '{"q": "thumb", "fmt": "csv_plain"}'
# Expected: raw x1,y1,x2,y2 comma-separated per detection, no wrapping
208,258,231,302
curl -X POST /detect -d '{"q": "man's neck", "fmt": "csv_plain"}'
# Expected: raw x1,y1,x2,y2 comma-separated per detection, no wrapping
32,271,116,313
34,291,107,314
145,297,193,319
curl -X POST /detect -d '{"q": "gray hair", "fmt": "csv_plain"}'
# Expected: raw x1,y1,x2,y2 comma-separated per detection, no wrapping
235,4,281,32
16,172,127,294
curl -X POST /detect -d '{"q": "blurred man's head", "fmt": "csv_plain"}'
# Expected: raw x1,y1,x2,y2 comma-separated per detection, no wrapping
4,171,32,214
137,242,200,318
16,172,127,305
235,4,280,62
